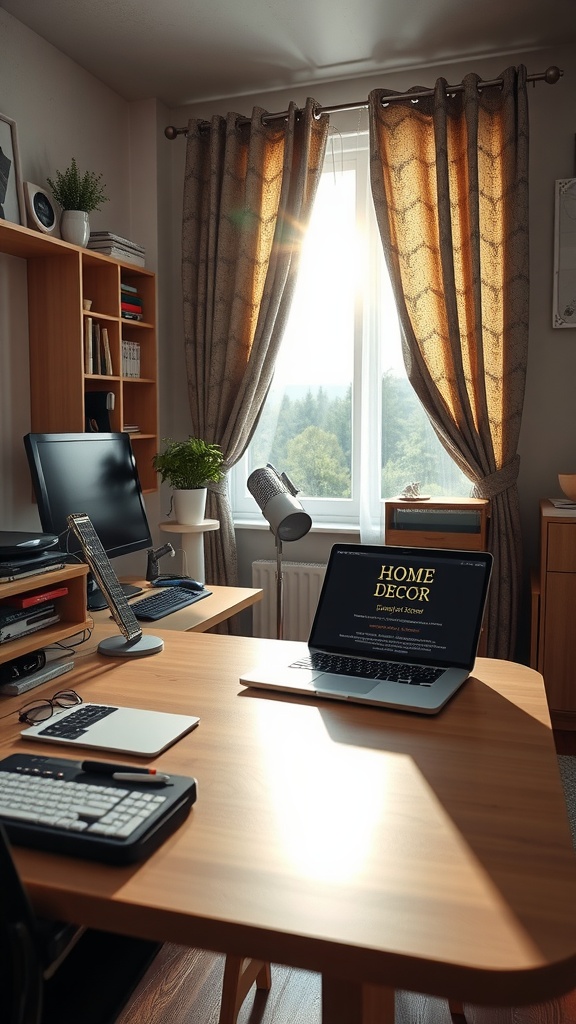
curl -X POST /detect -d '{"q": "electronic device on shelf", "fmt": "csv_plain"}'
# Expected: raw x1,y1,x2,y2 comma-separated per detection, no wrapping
0,530,59,556
66,512,163,657
24,433,152,612
0,752,198,863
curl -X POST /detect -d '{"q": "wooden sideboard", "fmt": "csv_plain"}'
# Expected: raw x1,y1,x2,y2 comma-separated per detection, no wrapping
532,498,576,728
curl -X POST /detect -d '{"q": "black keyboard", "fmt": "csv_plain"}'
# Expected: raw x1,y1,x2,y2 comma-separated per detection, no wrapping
0,753,197,863
291,652,443,686
35,704,117,741
131,586,211,621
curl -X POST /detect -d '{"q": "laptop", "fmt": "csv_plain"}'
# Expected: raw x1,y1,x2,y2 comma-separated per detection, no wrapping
240,543,493,714
21,702,200,757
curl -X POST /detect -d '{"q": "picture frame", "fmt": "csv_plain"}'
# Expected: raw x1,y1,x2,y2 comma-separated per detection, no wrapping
0,112,25,226
23,181,59,236
553,177,576,328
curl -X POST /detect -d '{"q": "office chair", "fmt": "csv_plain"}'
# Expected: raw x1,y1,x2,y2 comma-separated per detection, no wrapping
0,821,271,1024
0,823,161,1024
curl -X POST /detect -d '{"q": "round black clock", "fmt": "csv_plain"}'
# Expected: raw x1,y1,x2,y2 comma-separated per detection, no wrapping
24,181,58,235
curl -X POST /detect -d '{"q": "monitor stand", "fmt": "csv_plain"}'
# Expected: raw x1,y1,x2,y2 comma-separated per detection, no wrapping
87,576,142,612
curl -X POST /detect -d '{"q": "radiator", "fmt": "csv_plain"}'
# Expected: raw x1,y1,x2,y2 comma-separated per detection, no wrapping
251,560,326,640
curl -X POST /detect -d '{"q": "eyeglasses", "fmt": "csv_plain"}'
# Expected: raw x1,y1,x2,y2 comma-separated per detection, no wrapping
18,689,82,726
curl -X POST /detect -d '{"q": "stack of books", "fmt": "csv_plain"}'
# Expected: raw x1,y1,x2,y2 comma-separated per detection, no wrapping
84,318,114,375
88,232,145,267
121,281,144,321
122,339,141,377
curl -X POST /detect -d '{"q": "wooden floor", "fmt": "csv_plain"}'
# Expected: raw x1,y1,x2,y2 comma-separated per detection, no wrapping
116,944,321,1024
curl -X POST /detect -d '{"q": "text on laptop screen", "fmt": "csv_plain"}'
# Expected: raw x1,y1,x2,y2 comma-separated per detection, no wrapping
309,547,490,668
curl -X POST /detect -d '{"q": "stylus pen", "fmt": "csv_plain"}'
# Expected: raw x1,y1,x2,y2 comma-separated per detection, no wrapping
112,772,171,784
81,760,162,776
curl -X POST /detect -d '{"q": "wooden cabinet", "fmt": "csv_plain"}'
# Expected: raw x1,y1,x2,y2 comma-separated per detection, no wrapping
533,499,576,728
384,497,490,550
0,220,158,492
0,565,90,666
385,496,490,655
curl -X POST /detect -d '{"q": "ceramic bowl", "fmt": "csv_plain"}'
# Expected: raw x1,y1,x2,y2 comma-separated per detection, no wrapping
558,473,576,501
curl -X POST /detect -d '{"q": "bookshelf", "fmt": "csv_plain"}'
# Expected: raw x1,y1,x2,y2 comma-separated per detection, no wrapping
0,564,90,666
0,220,158,492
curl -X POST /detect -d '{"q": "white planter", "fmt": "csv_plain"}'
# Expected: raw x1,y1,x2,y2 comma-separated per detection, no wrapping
60,210,90,247
173,488,207,525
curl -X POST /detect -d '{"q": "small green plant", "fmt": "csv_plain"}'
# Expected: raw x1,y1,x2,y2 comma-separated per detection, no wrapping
153,437,225,490
47,157,109,212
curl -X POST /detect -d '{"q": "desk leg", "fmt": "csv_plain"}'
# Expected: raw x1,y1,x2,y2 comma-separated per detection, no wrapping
322,977,395,1024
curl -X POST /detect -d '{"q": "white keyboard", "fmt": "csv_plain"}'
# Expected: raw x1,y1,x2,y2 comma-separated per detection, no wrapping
0,771,168,839
0,753,197,863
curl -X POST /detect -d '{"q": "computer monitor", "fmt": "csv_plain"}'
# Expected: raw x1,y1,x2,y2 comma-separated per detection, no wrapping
24,432,152,611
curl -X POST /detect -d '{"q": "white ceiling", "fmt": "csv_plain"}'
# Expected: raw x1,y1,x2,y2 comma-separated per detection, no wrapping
2,0,574,108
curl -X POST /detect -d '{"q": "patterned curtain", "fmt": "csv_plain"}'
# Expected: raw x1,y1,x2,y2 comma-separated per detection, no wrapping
369,66,529,659
181,100,329,601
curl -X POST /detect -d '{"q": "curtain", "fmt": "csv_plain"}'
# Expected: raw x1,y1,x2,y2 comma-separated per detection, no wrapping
181,99,329,604
369,66,529,659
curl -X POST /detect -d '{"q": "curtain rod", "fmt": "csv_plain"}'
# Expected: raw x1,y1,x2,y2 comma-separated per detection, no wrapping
164,65,562,139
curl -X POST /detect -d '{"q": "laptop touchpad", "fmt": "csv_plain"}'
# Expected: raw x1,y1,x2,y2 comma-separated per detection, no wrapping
313,673,379,695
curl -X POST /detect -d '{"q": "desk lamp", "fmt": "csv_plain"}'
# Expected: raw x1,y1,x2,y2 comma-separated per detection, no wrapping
247,464,312,640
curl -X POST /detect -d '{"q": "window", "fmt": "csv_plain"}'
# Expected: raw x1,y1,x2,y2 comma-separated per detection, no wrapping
231,131,469,533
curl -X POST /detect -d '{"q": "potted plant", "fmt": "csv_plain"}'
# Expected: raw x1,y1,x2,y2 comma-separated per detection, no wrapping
47,157,108,246
153,437,225,524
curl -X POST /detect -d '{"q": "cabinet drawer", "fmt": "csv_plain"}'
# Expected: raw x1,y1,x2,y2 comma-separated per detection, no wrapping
547,524,576,571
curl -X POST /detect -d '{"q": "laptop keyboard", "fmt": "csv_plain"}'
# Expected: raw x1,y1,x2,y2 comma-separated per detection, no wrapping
36,704,118,740
291,653,443,686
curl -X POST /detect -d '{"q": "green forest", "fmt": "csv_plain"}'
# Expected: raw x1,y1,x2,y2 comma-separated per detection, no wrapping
251,371,470,499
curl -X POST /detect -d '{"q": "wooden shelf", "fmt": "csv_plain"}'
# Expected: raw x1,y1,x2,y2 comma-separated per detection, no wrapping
384,496,489,550
0,220,158,493
0,565,90,666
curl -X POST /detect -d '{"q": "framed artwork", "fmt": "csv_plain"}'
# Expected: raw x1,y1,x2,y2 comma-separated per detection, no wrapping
0,112,25,226
23,181,59,235
553,178,576,328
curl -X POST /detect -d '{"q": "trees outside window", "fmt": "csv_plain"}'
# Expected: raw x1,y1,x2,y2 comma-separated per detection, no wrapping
230,132,469,528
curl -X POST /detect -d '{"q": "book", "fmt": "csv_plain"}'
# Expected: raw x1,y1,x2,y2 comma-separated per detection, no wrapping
84,315,93,373
101,327,113,375
122,340,141,377
89,231,145,252
120,282,138,294
0,611,60,645
88,246,146,266
0,585,68,609
92,321,102,374
121,301,144,315
121,292,142,306
121,310,144,320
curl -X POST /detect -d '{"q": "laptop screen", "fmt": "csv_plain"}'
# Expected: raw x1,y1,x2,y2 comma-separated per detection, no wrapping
309,545,492,669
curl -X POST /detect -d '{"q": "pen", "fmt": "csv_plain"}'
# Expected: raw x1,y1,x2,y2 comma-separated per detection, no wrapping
112,772,171,784
81,760,163,776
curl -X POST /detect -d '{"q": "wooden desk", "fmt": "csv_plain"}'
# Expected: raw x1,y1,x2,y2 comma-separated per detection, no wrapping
1,634,576,1023
90,583,262,633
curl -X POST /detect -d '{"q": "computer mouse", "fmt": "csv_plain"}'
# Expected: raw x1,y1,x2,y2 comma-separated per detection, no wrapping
153,576,205,591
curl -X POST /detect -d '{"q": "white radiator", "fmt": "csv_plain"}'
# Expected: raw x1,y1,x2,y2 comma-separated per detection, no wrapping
251,560,327,640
